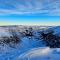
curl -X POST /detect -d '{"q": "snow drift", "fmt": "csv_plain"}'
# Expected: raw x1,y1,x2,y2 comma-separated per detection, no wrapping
16,47,60,60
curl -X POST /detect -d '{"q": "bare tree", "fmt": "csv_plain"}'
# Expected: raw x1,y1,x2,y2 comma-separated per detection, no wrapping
40,30,60,48
7,28,21,48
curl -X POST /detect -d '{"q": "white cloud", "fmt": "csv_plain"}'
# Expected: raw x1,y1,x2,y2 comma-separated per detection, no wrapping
0,0,60,16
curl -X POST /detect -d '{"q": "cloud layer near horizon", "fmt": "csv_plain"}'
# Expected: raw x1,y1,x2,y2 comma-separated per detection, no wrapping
0,0,60,15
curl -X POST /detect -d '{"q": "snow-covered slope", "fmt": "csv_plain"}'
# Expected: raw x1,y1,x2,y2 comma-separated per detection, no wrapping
16,47,60,60
0,27,11,37
53,26,60,35
0,26,59,60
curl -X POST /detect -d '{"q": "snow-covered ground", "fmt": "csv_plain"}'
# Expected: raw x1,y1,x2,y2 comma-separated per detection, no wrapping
16,47,60,60
0,26,59,60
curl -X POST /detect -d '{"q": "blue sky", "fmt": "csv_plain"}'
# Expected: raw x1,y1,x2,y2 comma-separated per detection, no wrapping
0,15,60,26
0,0,60,26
